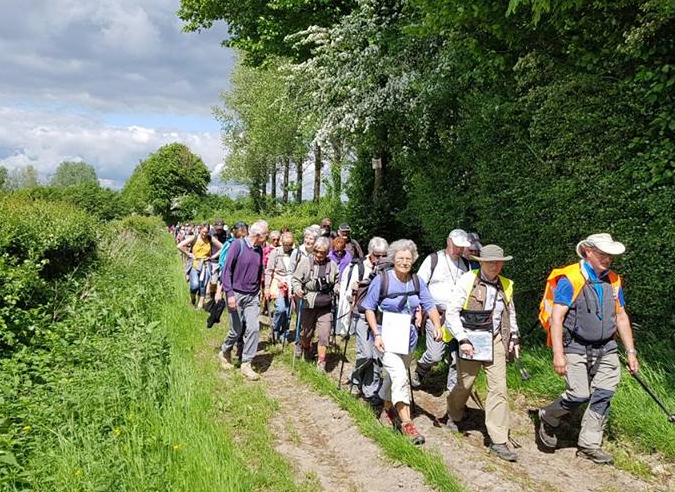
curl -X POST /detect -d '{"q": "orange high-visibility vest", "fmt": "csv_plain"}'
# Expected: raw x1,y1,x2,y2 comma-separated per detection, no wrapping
538,262,622,346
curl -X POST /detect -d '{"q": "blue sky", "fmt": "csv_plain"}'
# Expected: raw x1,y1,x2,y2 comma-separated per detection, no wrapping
0,0,236,189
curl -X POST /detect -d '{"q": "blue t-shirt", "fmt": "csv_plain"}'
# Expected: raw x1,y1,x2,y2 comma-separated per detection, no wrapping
361,270,436,351
553,261,625,317
218,237,236,269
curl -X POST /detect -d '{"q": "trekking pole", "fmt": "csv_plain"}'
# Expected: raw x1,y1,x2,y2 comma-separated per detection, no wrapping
631,371,675,422
408,368,417,415
292,298,304,372
337,334,350,390
515,357,531,381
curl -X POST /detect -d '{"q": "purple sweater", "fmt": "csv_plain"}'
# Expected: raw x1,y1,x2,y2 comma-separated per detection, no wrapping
221,238,263,297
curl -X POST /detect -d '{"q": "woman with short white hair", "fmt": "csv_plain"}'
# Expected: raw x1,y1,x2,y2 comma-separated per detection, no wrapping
362,239,443,444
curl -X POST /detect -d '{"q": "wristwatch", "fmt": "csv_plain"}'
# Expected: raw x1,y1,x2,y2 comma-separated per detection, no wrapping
627,349,637,355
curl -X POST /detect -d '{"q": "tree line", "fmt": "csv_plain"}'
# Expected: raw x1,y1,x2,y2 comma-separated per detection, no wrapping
178,0,675,339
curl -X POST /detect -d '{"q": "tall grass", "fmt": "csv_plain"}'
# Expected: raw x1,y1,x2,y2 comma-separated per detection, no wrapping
1,224,315,491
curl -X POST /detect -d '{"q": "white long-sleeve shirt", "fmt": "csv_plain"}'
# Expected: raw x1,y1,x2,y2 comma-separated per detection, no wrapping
417,250,470,310
445,270,519,342
335,257,375,335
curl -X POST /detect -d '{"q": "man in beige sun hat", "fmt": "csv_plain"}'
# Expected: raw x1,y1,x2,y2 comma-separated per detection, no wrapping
444,244,520,462
537,233,638,465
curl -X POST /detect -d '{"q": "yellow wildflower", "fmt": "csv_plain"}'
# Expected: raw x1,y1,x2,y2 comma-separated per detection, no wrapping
74,469,83,477
113,428,121,437
172,444,180,451
22,426,32,433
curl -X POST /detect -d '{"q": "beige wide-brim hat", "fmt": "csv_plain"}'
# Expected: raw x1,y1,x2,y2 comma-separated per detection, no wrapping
576,233,625,257
471,244,513,262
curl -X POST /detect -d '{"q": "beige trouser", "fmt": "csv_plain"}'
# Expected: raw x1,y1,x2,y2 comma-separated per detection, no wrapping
447,333,509,444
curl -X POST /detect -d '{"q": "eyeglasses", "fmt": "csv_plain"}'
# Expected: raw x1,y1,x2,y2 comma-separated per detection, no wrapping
314,249,328,254
372,253,386,258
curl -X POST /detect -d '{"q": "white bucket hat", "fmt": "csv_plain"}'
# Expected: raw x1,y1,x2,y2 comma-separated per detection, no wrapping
576,233,626,258
448,228,471,248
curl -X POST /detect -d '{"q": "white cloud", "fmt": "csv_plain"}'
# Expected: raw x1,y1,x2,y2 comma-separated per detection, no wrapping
0,107,223,189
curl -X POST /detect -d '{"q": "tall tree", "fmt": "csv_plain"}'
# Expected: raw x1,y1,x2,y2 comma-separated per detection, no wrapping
313,144,322,202
0,165,7,191
122,143,210,222
50,161,98,187
7,165,39,190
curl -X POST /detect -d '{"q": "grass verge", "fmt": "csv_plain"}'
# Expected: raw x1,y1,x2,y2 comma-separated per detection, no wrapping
282,355,467,492
1,225,314,491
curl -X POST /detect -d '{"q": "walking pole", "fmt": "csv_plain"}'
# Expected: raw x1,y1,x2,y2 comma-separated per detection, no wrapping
292,298,304,372
282,297,292,352
337,334,350,390
631,371,675,422
408,368,417,415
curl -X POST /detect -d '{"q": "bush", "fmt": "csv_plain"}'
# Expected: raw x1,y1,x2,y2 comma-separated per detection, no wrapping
0,197,97,350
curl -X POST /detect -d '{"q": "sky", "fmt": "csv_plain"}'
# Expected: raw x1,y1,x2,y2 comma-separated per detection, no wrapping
0,0,235,190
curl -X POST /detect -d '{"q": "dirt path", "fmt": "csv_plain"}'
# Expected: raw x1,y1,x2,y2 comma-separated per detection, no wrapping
261,359,435,492
327,347,674,492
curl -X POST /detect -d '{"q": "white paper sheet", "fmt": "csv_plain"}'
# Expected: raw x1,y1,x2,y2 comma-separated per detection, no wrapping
381,311,412,355
459,330,493,362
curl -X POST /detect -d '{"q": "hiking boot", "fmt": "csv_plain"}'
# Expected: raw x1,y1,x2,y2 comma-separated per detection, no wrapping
317,359,326,373
401,421,425,445
380,407,399,429
218,349,234,370
240,362,260,381
576,447,613,465
490,443,518,462
367,395,384,407
410,362,422,389
445,416,459,432
537,409,558,449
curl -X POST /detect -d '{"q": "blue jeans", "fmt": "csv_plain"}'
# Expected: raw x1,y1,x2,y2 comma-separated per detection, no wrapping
272,296,291,341
188,264,210,297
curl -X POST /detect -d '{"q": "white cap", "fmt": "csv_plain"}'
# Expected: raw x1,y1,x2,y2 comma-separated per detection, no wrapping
576,233,626,257
448,229,471,248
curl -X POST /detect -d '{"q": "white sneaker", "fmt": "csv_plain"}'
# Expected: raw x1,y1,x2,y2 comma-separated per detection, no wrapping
240,362,260,381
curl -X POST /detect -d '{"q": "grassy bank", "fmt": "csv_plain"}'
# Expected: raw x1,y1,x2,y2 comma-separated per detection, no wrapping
1,222,313,491
284,355,466,492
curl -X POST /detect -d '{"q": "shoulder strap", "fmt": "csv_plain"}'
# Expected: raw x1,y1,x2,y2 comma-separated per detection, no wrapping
429,251,439,279
378,270,389,304
412,273,420,294
358,259,365,280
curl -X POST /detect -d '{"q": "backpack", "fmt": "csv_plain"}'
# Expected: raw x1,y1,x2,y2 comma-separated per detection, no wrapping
355,264,421,314
428,251,470,280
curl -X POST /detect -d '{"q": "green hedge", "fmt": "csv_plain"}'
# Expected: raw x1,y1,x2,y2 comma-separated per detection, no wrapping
0,197,97,350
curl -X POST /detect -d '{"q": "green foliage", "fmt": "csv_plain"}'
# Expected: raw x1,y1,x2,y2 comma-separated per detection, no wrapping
122,143,211,223
49,161,98,187
11,183,131,221
5,165,39,191
178,0,356,65
0,166,7,191
0,197,97,351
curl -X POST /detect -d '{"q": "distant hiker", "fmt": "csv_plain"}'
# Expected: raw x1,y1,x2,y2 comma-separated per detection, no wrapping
363,239,443,445
445,244,520,462
214,221,248,302
464,233,482,270
537,234,638,465
410,229,471,391
338,236,389,405
329,236,353,282
337,223,364,259
291,236,339,372
211,218,230,244
290,227,319,272
320,217,336,239
218,220,269,381
264,232,296,343
177,222,223,309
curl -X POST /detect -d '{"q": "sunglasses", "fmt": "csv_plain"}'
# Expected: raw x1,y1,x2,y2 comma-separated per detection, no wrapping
372,253,387,258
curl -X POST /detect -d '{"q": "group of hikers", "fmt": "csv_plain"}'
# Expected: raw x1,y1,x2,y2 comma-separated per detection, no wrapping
170,218,638,466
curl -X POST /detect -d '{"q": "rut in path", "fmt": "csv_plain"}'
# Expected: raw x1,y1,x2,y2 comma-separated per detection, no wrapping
262,359,435,492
